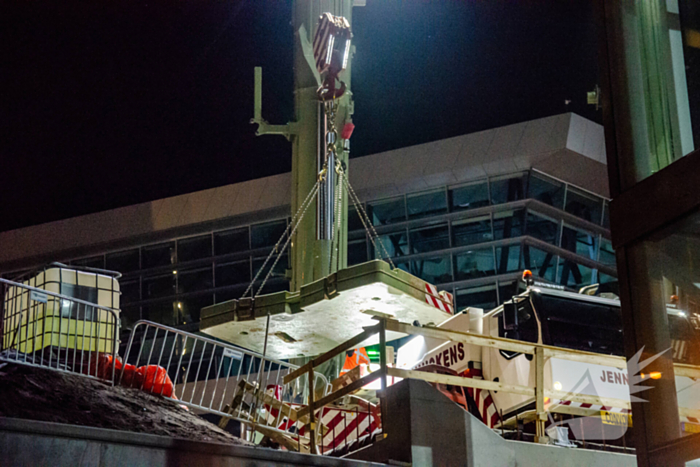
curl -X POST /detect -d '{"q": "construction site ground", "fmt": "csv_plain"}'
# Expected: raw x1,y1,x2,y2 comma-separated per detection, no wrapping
0,362,250,446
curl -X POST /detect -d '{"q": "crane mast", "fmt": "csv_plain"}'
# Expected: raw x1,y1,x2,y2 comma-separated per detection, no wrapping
253,1,357,292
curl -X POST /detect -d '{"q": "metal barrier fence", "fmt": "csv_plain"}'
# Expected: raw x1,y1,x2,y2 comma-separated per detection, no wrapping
285,318,700,450
0,278,121,383
120,320,330,438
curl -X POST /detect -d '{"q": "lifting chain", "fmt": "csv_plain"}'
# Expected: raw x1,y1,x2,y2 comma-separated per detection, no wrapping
317,100,338,184
324,98,339,158
323,98,343,273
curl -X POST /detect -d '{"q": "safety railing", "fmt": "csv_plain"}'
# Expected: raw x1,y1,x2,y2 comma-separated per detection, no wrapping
0,278,121,383
120,320,330,446
283,320,389,453
285,317,700,449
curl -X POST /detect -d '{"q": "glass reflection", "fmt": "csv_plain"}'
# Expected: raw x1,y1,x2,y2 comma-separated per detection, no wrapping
398,255,452,284
453,215,492,247
407,189,447,219
410,223,449,254
369,197,406,226
529,173,565,209
522,246,557,282
490,173,527,205
454,248,495,280
455,283,497,311
450,181,489,211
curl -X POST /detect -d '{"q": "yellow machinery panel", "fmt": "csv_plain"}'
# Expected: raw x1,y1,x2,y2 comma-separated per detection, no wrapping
2,264,121,356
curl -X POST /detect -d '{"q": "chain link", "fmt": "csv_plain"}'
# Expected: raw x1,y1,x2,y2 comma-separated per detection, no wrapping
241,172,325,299
254,182,321,298
324,99,339,156
324,94,396,270
245,94,395,298
342,175,396,269
323,97,343,274
329,159,344,273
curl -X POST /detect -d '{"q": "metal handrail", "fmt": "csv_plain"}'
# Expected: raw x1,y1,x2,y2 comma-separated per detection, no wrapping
286,317,700,448
122,320,299,369
119,319,330,447
0,278,120,313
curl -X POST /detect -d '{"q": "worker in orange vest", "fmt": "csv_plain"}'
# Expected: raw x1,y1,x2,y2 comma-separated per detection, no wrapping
340,347,370,375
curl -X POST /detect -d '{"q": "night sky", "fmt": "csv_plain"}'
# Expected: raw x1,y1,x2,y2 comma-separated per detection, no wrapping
2,0,600,233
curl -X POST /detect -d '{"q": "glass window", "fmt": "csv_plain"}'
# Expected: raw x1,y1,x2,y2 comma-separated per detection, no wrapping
72,256,104,269
368,197,405,226
612,1,698,185
678,2,700,154
534,293,624,355
177,294,213,323
454,248,495,281
557,257,594,288
490,173,527,205
120,305,140,328
455,284,497,311
409,223,449,254
452,215,492,247
348,204,364,232
142,301,177,326
598,272,617,284
565,187,604,224
177,235,212,263
496,244,521,274
407,189,447,219
348,239,367,266
106,249,139,273
398,254,452,284
598,238,616,266
526,211,560,246
251,220,287,250
561,224,598,260
629,209,700,367
529,173,565,209
450,180,489,212
261,280,290,294
142,273,175,300
215,288,246,304
493,209,525,240
602,201,611,229
253,255,288,280
177,266,213,294
216,260,251,287
120,279,140,305
142,242,175,269
375,230,408,258
522,246,557,282
214,227,249,255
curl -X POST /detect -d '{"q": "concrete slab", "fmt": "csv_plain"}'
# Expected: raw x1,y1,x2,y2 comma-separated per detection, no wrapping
347,379,636,467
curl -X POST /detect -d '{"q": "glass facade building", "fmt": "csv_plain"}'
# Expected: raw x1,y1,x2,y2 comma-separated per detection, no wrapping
599,1,700,465
4,169,614,334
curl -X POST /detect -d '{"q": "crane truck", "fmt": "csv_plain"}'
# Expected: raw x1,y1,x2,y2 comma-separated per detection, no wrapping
396,272,700,446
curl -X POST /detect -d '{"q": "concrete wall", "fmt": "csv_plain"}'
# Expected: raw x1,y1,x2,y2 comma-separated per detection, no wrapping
349,379,635,467
0,417,384,467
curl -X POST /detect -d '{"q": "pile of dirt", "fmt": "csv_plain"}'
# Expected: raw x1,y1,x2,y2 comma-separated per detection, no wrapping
0,363,251,445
